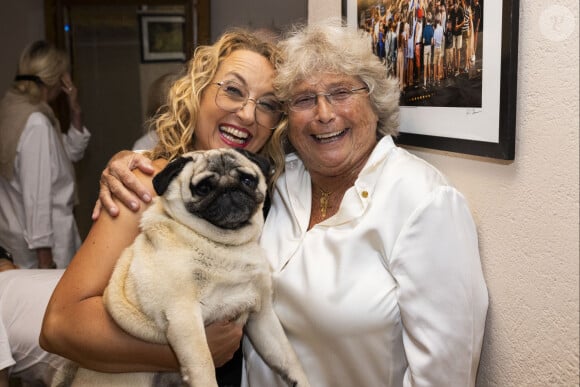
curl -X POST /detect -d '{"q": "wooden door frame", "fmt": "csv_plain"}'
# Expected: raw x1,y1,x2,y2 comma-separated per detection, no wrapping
44,0,210,54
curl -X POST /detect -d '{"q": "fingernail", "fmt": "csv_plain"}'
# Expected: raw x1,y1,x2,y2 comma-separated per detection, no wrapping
129,201,138,210
142,194,152,202
110,206,118,214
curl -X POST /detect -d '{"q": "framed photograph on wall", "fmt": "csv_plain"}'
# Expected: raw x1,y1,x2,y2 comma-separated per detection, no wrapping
139,14,186,62
342,0,519,160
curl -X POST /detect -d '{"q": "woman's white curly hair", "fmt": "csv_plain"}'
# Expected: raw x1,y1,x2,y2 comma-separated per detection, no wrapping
267,18,400,179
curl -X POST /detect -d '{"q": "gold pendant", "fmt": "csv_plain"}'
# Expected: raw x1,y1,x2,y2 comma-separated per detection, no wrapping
320,190,331,219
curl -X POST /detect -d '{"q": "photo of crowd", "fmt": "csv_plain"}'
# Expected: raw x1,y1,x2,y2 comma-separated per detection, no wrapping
357,0,483,108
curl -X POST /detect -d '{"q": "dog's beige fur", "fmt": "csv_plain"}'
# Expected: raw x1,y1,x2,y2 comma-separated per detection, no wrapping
63,149,309,387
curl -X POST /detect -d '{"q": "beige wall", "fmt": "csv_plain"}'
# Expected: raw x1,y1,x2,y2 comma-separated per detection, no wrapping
210,0,308,41
311,1,579,385
414,2,579,384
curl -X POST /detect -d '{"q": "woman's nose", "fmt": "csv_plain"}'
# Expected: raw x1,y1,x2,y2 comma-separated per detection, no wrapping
236,99,257,124
314,95,336,122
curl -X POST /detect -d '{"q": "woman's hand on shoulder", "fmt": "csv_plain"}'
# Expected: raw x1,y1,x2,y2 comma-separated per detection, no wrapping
92,151,156,220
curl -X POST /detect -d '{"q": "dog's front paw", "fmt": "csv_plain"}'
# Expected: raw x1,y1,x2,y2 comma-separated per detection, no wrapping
293,375,313,387
180,367,219,387
286,377,310,387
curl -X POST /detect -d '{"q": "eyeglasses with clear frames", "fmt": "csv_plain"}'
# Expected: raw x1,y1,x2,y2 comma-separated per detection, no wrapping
214,80,284,130
286,85,370,112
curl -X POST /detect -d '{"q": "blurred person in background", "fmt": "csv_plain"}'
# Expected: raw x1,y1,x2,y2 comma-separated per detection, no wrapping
0,40,91,269
132,71,181,151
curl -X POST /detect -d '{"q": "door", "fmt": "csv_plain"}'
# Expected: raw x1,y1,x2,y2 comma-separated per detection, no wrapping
44,0,208,239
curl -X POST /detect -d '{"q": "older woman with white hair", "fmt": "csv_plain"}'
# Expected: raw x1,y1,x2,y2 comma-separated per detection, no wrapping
242,19,488,386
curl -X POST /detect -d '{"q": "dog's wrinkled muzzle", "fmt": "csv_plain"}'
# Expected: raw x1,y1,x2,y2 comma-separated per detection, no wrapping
193,189,257,230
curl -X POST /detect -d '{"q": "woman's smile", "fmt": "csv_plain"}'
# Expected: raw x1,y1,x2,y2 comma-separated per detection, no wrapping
218,124,252,147
311,128,350,144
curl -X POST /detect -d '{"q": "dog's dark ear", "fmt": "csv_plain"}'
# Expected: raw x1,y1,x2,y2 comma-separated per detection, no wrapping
152,156,193,196
235,149,271,182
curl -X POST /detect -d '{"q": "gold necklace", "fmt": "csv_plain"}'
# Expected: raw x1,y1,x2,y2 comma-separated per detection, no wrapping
319,188,332,219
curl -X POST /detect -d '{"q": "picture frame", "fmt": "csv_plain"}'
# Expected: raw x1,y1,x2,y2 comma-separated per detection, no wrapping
342,0,519,160
139,14,186,62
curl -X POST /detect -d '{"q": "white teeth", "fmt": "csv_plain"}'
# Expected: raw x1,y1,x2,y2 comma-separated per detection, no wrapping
221,132,245,144
219,126,249,139
315,130,344,140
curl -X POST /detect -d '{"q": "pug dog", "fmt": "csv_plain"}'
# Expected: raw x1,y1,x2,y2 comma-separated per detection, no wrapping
65,148,310,387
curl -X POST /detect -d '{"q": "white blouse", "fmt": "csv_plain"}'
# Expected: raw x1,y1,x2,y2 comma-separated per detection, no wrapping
0,112,90,268
242,136,488,387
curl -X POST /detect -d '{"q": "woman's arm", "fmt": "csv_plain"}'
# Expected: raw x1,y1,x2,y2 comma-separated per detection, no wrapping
41,161,177,372
61,72,83,132
393,187,488,386
40,161,242,372
59,72,91,161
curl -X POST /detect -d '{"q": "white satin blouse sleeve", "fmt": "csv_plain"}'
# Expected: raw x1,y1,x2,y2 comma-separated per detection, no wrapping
61,125,90,162
17,115,54,250
391,186,488,386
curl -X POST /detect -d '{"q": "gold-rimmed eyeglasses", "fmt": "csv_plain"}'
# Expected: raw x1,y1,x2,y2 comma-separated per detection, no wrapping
286,85,369,112
214,80,284,130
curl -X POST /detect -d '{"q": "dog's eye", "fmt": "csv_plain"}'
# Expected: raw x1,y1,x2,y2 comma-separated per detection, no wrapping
239,173,257,189
191,179,214,196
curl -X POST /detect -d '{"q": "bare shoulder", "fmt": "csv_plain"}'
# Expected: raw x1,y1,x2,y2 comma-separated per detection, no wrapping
130,158,168,199
151,158,169,175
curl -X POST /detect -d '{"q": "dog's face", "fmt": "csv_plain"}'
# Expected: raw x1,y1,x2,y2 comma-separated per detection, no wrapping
152,148,270,234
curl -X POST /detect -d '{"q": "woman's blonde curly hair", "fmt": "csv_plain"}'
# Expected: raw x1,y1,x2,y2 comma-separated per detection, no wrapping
147,29,285,186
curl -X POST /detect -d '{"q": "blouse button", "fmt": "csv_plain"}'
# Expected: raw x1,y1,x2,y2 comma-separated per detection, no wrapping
361,190,369,198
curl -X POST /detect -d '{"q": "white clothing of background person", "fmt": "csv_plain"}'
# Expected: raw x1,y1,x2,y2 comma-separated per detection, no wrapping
132,131,158,151
0,269,67,386
242,136,488,387
0,112,90,268
132,71,180,152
